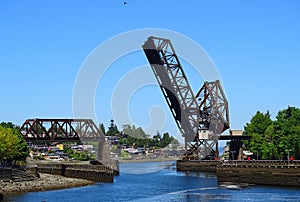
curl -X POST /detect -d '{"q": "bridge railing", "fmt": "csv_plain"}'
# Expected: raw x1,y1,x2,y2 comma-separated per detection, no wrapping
220,160,300,167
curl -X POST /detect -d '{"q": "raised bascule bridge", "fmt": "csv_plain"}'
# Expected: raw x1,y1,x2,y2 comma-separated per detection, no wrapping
142,36,251,163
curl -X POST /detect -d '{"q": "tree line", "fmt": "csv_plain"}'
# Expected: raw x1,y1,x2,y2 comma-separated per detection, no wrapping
243,106,300,160
100,120,180,148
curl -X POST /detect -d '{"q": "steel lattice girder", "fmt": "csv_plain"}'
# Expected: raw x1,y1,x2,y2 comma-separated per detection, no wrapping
196,80,230,134
20,118,105,142
192,80,229,158
142,36,199,143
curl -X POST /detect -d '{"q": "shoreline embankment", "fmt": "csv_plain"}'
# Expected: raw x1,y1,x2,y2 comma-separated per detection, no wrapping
217,163,300,187
177,160,300,187
0,173,95,195
1,160,117,196
28,162,115,182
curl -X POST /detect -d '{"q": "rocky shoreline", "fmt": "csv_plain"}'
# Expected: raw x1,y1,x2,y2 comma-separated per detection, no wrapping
0,173,95,196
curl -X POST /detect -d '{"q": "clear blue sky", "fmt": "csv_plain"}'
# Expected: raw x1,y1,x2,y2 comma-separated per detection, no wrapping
1,1,300,141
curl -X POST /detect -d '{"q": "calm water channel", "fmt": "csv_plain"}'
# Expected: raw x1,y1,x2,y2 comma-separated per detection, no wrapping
4,161,300,202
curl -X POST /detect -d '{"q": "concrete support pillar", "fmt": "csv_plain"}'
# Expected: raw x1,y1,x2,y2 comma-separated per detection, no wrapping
97,141,110,161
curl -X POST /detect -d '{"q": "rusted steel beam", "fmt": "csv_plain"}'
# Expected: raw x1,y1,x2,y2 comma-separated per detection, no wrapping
20,118,104,143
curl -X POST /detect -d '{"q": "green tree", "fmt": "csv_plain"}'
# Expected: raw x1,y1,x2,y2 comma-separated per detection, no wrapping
118,124,180,149
160,132,176,148
123,125,147,139
135,127,147,139
0,122,16,129
243,111,273,159
99,123,106,135
244,107,300,160
152,132,162,147
244,111,272,135
261,124,277,159
0,126,28,162
124,136,134,146
106,119,119,136
273,106,300,159
153,131,161,140
122,124,148,148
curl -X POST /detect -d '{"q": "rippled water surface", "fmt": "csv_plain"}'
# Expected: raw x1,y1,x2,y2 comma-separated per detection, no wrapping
4,161,300,202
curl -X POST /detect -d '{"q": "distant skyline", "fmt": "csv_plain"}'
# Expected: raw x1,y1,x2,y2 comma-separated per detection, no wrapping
1,1,299,142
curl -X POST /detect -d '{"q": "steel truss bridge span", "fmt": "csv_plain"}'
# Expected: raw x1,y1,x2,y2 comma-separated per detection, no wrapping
20,118,105,143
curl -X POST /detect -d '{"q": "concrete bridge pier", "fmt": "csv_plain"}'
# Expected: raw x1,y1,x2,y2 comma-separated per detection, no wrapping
97,141,119,175
97,141,110,161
